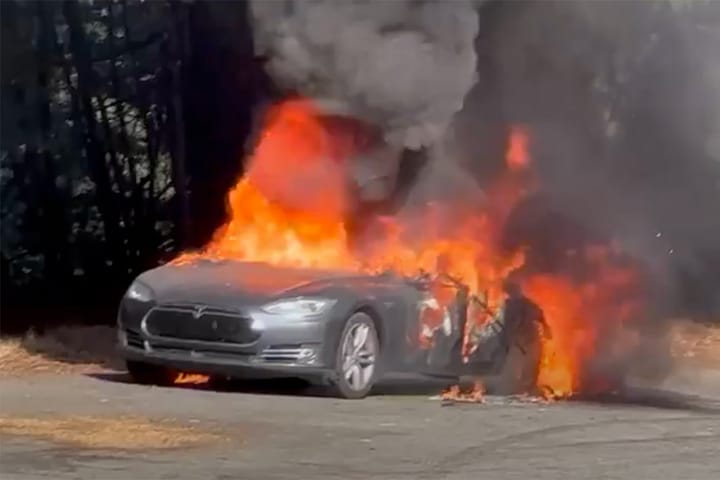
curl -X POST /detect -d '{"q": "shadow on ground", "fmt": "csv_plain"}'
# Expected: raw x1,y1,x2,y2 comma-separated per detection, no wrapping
87,371,452,398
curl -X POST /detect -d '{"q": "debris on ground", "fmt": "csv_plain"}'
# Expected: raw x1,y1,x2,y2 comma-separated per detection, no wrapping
0,415,224,449
0,326,121,376
430,393,552,407
438,380,486,406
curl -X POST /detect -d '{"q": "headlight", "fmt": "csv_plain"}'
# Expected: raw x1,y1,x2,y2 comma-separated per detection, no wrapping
261,297,337,316
125,281,154,302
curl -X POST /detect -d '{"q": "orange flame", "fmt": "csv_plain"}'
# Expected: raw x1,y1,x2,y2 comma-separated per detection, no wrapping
176,99,645,400
441,380,486,403
173,372,210,385
176,100,526,309
524,247,645,399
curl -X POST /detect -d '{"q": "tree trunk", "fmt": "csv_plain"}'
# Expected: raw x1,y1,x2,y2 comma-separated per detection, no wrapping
62,0,126,271
165,2,190,249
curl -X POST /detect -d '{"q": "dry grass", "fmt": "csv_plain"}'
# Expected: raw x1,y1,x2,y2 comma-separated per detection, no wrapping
0,415,223,449
0,325,121,376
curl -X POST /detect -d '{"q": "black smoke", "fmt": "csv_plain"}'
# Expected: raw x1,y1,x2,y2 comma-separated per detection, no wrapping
454,0,720,318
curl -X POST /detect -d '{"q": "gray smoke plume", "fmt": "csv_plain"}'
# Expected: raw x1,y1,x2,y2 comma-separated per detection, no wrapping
249,0,483,150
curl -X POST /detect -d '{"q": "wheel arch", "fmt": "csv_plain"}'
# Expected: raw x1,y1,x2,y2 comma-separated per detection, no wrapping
322,299,387,368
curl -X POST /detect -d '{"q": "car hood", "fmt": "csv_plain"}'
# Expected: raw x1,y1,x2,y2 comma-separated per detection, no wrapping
136,259,392,308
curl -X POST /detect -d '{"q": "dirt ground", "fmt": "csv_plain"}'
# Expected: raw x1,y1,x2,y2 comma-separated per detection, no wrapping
0,324,719,479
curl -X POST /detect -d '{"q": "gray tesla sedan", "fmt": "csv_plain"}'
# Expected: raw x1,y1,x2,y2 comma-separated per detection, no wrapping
117,257,548,398
117,259,477,398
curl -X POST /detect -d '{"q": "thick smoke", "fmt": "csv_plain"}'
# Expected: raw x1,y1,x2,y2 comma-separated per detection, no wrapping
454,0,720,318
249,0,483,150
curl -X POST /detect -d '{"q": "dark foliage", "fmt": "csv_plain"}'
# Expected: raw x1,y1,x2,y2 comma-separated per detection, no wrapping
0,0,266,330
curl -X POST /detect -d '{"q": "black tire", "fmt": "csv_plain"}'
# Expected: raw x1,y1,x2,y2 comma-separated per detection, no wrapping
328,312,380,399
125,360,176,386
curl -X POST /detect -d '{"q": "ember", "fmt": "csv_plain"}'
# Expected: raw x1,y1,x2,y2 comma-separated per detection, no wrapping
177,99,647,399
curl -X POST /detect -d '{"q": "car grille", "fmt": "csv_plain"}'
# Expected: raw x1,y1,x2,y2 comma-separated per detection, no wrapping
144,305,260,344
151,345,252,361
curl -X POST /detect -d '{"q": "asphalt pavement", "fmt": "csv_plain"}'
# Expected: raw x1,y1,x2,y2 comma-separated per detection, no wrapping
1,369,719,480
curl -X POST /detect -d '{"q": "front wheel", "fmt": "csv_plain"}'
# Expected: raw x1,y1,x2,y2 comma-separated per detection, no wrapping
329,312,380,399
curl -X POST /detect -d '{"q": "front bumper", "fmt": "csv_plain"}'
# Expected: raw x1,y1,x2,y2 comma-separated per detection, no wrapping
117,307,335,380
119,342,330,380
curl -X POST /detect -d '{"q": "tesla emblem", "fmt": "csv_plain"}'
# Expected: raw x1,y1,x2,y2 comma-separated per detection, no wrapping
211,320,218,330
192,305,207,319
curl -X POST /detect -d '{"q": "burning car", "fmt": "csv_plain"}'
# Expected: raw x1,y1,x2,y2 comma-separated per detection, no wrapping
117,259,544,399
116,98,658,402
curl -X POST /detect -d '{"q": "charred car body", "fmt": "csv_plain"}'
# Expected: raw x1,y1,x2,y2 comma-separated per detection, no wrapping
117,259,545,398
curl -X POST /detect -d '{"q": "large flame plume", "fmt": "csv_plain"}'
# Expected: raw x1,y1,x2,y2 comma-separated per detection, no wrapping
176,99,647,399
